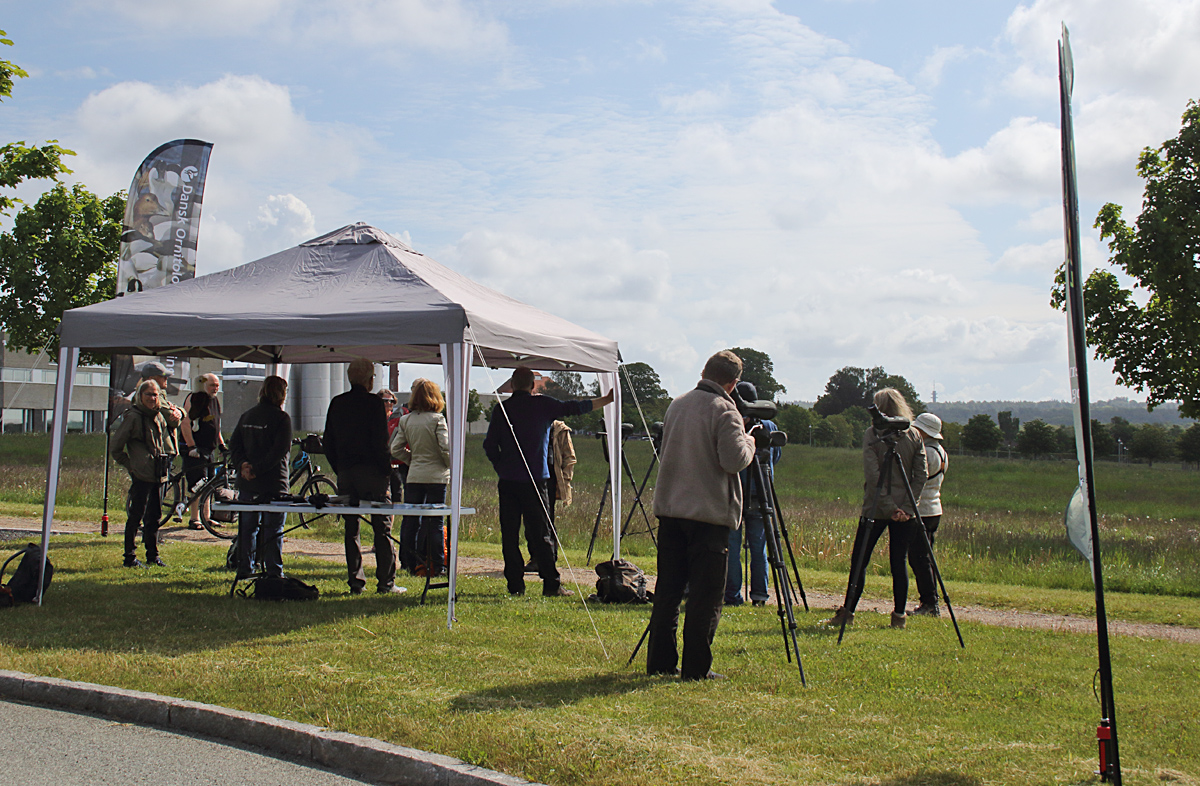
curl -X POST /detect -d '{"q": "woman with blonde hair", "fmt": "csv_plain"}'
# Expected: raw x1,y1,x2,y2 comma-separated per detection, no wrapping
390,378,451,575
826,387,928,630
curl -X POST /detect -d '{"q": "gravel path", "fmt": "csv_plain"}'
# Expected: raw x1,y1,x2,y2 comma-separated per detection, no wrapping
5,516,1198,645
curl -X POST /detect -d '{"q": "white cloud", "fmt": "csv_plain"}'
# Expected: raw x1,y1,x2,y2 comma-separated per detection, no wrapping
918,45,968,89
63,75,371,271
90,0,510,58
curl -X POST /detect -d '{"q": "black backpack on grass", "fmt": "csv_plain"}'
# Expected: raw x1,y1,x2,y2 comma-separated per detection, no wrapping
1,544,53,606
231,574,319,601
593,558,651,604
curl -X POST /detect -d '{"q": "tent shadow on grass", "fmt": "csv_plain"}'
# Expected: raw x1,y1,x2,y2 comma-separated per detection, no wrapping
448,672,653,713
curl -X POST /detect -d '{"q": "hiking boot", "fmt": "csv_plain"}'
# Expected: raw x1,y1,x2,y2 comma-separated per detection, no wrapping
908,602,941,617
824,606,853,626
543,586,575,597
890,611,907,629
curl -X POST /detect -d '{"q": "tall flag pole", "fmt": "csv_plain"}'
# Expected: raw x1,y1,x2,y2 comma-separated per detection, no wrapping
1058,26,1122,785
101,140,214,535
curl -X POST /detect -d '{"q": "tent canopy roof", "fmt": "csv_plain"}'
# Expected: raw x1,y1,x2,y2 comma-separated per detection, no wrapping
59,224,619,371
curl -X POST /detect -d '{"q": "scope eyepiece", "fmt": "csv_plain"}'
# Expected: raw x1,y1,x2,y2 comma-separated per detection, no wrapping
867,404,910,432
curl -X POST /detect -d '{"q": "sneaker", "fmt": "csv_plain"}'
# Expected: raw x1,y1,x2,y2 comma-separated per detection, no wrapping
751,599,767,607
377,585,408,595
724,596,744,607
824,606,854,626
908,602,941,617
147,556,166,567
890,611,907,629
123,558,145,569
543,586,575,597
682,670,727,681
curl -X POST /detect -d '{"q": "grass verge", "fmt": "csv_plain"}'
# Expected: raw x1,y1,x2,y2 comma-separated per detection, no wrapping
1,537,1197,786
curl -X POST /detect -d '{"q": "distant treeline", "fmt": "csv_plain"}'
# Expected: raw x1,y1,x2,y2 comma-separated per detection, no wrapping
789,398,1194,428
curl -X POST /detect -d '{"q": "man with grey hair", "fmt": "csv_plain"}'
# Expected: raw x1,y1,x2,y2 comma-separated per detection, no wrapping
324,359,403,595
139,361,182,460
647,350,756,681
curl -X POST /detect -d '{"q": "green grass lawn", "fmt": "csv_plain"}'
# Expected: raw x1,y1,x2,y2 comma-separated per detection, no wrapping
1,538,1197,786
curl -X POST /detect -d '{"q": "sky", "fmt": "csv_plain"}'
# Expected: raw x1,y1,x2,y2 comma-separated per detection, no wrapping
1,0,1197,402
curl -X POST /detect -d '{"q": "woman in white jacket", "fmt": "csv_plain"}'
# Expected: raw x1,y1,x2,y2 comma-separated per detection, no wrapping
390,378,451,575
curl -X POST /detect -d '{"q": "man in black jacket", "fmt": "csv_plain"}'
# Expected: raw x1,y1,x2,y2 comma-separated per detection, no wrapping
324,359,403,595
229,375,292,579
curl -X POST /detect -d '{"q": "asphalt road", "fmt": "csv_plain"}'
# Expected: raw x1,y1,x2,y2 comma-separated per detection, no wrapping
1,700,379,786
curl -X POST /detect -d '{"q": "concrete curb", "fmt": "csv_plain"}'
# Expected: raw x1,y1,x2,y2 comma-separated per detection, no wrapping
0,670,539,786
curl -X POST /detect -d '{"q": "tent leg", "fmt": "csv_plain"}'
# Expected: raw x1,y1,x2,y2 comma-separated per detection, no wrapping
40,346,79,606
600,372,622,561
441,341,472,630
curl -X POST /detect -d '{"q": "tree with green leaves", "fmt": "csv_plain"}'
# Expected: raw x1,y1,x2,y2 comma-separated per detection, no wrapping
1017,419,1058,459
0,184,124,359
774,403,815,446
1129,424,1173,467
467,389,484,423
729,347,785,401
1178,423,1200,467
961,413,1002,453
1,30,74,216
1053,100,1200,418
813,365,924,416
997,411,1020,444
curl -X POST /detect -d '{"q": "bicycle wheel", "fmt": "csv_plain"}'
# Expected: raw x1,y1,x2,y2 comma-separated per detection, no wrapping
196,479,237,540
296,475,338,531
164,474,184,523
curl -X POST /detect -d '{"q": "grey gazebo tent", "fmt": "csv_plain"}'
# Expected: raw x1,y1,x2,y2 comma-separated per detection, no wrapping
42,224,624,624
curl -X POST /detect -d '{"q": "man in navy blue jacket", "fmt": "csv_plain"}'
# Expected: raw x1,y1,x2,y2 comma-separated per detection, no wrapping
483,367,613,596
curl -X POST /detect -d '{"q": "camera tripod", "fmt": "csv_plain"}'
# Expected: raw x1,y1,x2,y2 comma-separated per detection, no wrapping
628,426,809,684
746,427,809,683
837,429,964,648
585,425,657,564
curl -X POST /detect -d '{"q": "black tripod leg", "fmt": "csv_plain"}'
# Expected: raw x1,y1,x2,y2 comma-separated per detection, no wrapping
627,618,652,667
838,518,874,645
620,446,654,535
585,474,611,565
892,452,965,649
770,481,808,611
620,455,659,546
751,453,806,684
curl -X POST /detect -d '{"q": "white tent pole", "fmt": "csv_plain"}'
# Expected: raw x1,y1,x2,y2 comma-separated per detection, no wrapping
600,372,622,561
441,341,471,629
39,346,79,606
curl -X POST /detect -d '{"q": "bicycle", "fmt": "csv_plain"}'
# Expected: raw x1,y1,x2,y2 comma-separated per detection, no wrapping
125,451,236,539
283,435,339,535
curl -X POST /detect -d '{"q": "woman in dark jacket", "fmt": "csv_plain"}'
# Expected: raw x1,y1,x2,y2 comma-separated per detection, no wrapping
826,388,928,630
110,379,171,568
229,376,292,579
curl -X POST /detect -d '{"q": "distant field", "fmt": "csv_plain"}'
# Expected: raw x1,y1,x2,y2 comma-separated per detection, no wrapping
4,432,1199,596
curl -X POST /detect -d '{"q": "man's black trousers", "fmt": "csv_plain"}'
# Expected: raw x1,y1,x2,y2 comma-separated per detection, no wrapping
498,479,561,595
646,516,729,680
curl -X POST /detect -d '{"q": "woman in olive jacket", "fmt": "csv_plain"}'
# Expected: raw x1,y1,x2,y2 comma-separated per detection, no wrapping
827,388,928,629
110,379,171,568
389,378,451,575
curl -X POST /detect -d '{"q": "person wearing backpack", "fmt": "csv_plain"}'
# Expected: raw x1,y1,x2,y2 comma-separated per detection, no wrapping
907,413,948,617
110,379,172,568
